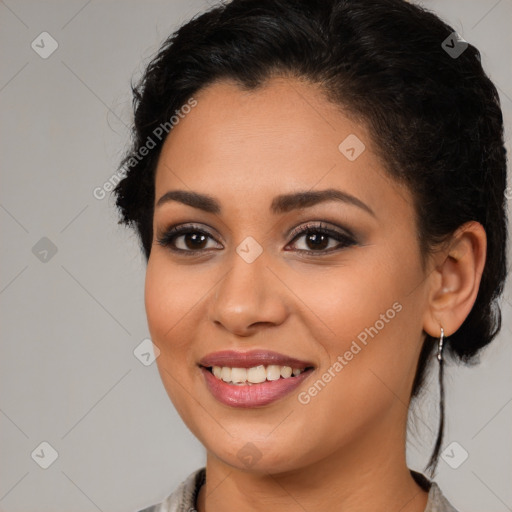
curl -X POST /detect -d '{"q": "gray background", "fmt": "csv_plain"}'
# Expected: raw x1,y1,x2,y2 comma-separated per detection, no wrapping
0,1,510,511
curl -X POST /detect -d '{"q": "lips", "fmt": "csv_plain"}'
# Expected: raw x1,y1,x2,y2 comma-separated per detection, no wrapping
198,349,314,369
198,350,315,408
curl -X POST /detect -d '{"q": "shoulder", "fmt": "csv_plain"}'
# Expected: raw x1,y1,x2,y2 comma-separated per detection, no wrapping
411,470,460,512
425,481,460,512
136,467,206,512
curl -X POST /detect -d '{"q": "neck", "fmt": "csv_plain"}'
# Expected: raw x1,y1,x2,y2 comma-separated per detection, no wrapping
196,410,429,512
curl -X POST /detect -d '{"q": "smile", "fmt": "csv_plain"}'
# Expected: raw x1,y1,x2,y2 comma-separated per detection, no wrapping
198,350,315,407
209,364,309,384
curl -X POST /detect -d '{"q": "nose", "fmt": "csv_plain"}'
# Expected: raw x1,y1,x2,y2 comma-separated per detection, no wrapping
207,250,289,337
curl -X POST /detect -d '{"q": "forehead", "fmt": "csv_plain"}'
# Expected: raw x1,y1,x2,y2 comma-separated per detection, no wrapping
154,77,410,218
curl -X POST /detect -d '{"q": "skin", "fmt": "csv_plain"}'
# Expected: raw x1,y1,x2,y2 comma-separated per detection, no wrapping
144,76,486,512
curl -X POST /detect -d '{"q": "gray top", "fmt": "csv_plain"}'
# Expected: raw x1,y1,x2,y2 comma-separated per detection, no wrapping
137,467,459,512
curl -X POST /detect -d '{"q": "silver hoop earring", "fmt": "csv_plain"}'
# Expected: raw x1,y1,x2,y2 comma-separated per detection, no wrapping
437,327,445,362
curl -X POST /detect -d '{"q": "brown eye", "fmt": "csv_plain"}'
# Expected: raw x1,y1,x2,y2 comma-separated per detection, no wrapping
302,232,330,251
156,224,222,253
156,222,356,256
180,232,209,250
287,223,357,254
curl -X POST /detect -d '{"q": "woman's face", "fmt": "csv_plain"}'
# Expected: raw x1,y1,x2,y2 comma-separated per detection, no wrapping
145,77,432,473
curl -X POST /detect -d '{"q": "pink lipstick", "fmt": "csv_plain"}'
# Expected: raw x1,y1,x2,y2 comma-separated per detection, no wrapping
199,350,315,408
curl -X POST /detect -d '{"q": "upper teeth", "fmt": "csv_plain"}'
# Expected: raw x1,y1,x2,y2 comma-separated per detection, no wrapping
211,365,305,385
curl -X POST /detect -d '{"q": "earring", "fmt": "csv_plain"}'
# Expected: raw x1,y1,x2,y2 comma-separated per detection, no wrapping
437,326,445,362
427,326,446,477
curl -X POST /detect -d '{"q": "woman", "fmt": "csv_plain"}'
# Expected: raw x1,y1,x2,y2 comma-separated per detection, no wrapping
113,0,509,511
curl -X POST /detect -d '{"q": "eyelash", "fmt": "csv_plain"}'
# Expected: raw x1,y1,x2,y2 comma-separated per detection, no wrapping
156,222,357,256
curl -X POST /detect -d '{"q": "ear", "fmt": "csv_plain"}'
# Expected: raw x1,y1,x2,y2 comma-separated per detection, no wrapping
423,221,487,338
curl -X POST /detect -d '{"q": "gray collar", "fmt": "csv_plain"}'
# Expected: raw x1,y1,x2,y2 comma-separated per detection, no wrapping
138,467,460,512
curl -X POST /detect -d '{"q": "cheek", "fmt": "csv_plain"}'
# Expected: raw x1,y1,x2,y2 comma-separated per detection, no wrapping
144,255,199,350
144,257,203,420
293,252,422,402
290,258,404,348
144,256,201,406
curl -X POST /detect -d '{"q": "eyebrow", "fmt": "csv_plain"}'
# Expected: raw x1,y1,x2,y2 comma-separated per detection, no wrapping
155,188,375,217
